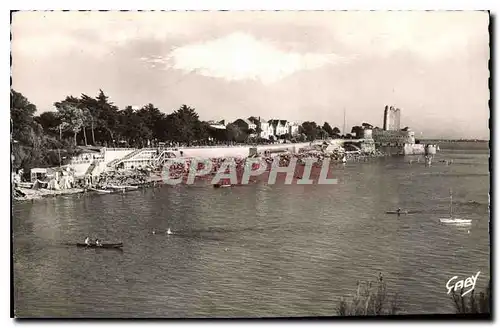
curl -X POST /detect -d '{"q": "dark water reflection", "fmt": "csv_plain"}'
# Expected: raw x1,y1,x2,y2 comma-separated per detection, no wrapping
13,147,490,317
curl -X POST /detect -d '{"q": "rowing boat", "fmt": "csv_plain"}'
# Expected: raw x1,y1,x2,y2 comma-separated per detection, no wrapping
88,188,113,194
109,185,139,191
386,210,409,215
76,243,123,249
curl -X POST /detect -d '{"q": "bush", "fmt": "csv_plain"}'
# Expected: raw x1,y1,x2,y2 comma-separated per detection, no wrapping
336,274,400,316
450,280,490,314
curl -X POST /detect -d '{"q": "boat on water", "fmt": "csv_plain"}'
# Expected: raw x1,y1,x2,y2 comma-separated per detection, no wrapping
76,242,123,249
386,210,409,215
440,189,472,225
439,218,472,224
213,184,231,188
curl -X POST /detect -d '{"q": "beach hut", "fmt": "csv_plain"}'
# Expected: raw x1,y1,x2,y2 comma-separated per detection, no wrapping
30,168,48,183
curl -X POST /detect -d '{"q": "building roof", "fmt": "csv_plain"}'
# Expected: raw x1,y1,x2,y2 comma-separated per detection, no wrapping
208,123,226,130
268,119,289,127
248,117,260,125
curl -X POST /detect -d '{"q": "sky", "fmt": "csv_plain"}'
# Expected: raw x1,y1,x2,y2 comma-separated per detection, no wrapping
11,11,490,139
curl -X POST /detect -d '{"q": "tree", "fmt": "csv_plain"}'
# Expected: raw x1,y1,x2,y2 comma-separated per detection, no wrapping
34,111,62,137
137,103,165,144
301,121,319,141
195,121,211,141
322,122,334,137
55,101,85,146
317,128,328,140
95,89,119,144
362,122,373,129
255,125,262,136
226,123,248,143
332,127,341,135
168,104,201,144
80,93,99,144
11,89,37,145
11,90,79,174
296,133,307,142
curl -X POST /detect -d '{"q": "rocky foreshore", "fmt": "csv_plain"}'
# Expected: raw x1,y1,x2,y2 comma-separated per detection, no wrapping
13,149,387,201
13,187,86,201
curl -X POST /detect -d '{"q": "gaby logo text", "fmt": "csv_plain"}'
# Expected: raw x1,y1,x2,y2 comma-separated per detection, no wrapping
446,271,480,297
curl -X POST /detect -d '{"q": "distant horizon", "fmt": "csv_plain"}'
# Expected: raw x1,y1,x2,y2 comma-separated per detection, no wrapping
11,11,490,140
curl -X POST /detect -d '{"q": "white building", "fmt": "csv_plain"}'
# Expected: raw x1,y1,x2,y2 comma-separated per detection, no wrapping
269,119,290,137
234,118,257,134
257,119,275,140
243,118,257,131
288,122,300,136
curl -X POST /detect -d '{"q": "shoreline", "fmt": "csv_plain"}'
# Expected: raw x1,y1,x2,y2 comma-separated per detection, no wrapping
13,152,386,202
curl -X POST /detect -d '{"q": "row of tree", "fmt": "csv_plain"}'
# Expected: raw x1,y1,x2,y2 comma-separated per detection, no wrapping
11,88,369,172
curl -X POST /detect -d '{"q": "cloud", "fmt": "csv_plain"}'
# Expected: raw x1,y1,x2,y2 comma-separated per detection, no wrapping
327,11,487,60
12,11,486,63
146,32,351,84
11,11,199,58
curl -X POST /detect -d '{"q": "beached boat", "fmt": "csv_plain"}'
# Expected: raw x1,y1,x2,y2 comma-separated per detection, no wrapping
76,243,123,249
109,185,139,191
109,185,126,189
89,188,113,194
125,185,139,190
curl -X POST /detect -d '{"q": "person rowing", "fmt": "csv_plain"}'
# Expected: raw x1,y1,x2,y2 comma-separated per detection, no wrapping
397,208,402,216
95,238,102,247
167,228,172,235
84,236,90,245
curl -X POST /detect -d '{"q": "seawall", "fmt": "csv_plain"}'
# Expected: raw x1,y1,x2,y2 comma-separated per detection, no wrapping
178,142,312,159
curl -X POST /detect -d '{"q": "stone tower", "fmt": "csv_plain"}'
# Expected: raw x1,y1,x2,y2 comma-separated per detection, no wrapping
383,105,401,131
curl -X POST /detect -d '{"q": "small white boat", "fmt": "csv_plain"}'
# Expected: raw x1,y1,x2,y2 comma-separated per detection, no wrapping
109,185,126,190
440,218,472,224
440,189,471,224
89,188,112,194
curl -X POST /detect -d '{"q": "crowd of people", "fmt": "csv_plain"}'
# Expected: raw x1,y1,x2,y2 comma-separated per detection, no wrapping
156,148,386,185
